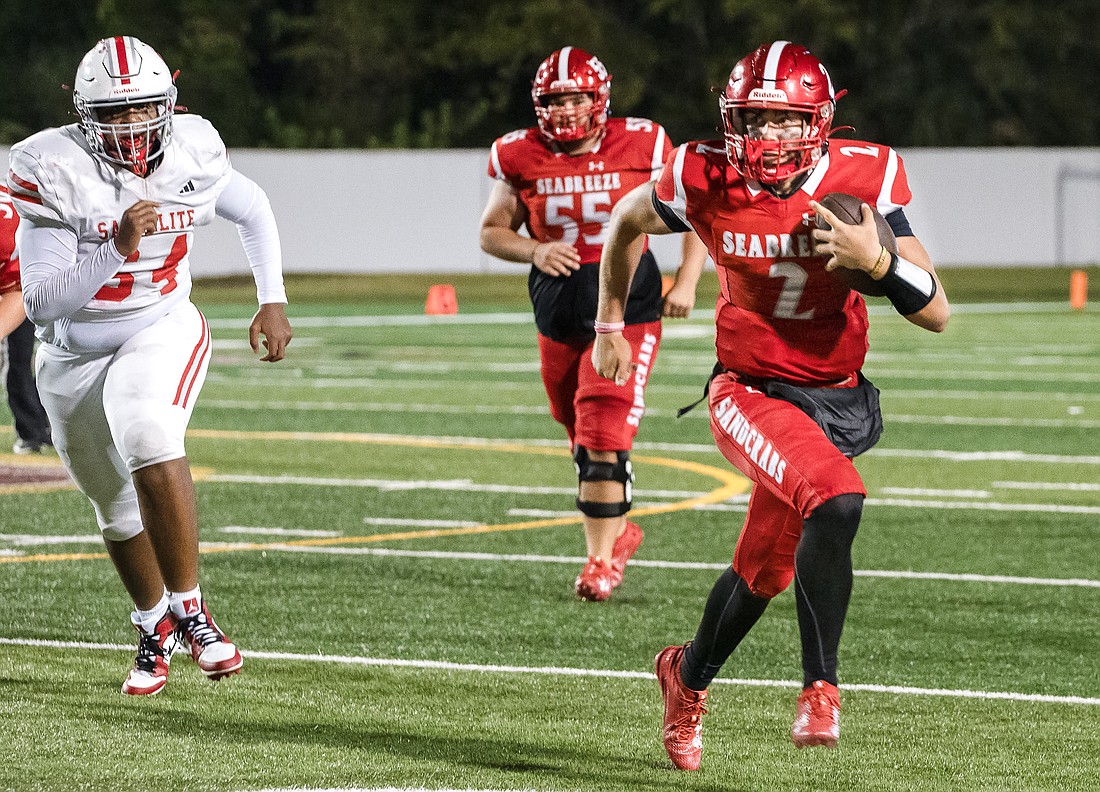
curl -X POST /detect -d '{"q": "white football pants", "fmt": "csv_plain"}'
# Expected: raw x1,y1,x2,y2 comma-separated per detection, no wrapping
36,302,212,541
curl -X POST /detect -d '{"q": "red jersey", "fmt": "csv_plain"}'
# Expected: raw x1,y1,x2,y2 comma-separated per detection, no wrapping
0,185,20,295
654,139,913,384
489,117,671,340
489,117,670,262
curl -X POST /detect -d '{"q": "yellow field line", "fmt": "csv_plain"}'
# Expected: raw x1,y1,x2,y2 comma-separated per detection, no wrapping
2,429,746,563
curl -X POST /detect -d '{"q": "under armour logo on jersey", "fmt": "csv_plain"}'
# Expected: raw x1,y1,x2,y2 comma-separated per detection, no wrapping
179,180,195,194
588,161,605,171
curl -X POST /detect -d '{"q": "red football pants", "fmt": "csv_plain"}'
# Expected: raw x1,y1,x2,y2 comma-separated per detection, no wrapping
537,321,662,451
708,372,866,598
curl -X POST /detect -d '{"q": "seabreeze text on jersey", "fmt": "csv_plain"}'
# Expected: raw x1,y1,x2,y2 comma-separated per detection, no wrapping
535,172,623,195
722,230,815,260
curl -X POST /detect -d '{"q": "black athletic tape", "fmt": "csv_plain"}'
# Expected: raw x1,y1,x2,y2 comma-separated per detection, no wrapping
881,253,937,316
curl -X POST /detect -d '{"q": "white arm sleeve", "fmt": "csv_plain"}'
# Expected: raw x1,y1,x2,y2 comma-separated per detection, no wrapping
17,222,127,324
215,170,287,305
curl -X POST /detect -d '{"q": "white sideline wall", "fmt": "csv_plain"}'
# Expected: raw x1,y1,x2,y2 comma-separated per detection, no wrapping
4,146,1099,274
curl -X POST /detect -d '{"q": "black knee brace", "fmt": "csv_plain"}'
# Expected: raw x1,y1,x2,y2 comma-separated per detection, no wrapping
573,446,633,518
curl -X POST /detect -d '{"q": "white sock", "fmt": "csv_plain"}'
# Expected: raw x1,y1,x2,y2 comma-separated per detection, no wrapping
131,592,170,634
168,586,203,619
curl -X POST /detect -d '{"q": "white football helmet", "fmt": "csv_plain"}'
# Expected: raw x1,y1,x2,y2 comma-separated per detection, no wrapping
73,36,177,175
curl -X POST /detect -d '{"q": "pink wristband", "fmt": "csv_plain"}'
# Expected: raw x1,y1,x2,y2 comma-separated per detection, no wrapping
593,320,626,334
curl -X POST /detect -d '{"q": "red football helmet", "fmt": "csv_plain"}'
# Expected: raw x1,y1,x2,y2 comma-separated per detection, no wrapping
531,47,612,142
719,41,843,185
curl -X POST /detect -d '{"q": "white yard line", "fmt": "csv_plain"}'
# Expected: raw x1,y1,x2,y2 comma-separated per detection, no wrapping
363,518,484,528
993,481,1100,492
205,302,1073,332
198,399,1100,428
253,546,1100,589
865,448,1100,465
866,498,1100,514
879,488,992,498
218,526,344,538
888,389,1100,402
0,636,1095,706
204,473,1095,514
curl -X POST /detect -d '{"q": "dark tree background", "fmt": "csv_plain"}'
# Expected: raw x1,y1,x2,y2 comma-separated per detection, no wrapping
2,0,1097,149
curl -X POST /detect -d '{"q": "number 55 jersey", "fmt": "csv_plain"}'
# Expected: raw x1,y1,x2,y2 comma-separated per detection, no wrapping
7,114,232,352
488,116,671,341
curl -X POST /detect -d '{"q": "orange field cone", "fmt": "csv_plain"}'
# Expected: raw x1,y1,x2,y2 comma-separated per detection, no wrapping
425,284,458,315
1070,270,1088,311
661,275,675,297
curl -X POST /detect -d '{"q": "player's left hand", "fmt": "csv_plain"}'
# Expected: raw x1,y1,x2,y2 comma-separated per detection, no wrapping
592,331,636,387
809,200,880,273
662,281,696,318
249,303,293,362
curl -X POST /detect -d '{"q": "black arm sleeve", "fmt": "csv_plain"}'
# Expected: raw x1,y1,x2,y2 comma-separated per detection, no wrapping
885,208,913,238
651,188,692,233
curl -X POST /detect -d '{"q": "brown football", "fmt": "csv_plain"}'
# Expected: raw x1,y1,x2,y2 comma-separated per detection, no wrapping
815,192,896,296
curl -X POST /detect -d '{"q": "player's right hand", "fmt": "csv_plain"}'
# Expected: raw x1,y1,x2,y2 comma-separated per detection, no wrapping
592,332,636,387
532,241,581,276
113,200,161,257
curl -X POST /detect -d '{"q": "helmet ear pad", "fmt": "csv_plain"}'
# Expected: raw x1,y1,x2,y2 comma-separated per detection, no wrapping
72,36,176,173
531,46,612,142
719,41,840,184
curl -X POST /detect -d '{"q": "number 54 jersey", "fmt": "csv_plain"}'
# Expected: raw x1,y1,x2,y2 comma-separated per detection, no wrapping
7,115,231,350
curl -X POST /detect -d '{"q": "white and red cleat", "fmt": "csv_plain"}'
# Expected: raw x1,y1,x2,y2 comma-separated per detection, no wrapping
122,612,178,696
655,644,708,770
175,600,243,680
608,520,644,588
574,557,615,601
791,680,841,748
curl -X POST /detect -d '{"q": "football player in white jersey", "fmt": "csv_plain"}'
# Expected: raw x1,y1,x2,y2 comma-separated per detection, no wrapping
6,36,293,695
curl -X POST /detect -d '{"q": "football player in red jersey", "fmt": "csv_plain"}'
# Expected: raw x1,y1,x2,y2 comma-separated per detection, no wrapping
0,186,27,337
0,186,53,455
593,41,950,766
480,47,708,602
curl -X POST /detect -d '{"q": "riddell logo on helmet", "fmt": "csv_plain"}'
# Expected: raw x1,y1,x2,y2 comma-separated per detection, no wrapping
748,88,789,102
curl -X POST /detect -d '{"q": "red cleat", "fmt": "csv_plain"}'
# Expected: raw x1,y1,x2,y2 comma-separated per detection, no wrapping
791,680,841,748
175,600,243,681
574,557,614,601
122,611,178,696
609,520,644,587
655,644,708,770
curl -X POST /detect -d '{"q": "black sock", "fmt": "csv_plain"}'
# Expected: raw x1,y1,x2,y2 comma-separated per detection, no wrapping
793,493,863,687
680,567,770,690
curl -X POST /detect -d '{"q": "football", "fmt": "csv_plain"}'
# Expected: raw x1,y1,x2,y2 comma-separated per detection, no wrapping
815,192,896,296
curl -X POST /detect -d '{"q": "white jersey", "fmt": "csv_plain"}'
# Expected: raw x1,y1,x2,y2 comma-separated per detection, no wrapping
7,115,232,350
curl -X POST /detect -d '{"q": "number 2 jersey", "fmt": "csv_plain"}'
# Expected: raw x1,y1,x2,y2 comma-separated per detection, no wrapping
654,138,913,384
7,115,232,352
488,117,670,341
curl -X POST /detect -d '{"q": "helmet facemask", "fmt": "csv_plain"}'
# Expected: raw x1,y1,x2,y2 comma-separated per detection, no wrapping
75,93,176,176
534,92,601,142
721,98,832,185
